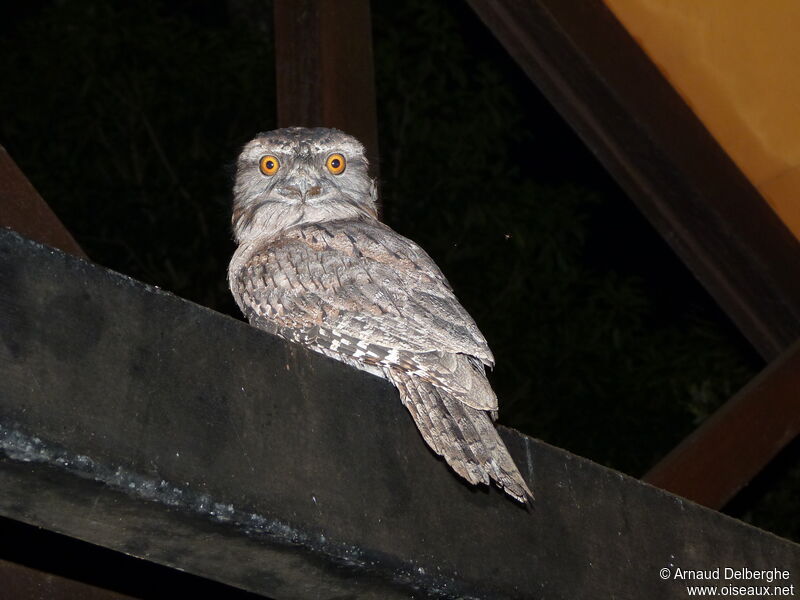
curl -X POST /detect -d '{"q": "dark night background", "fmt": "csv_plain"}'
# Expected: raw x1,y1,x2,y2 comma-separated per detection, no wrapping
0,0,797,595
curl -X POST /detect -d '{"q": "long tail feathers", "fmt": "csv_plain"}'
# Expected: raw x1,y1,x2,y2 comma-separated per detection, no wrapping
389,371,533,504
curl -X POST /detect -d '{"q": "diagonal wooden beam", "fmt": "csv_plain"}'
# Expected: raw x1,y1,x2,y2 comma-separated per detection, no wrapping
0,559,137,600
466,0,800,361
273,0,380,181
0,146,86,259
466,0,800,506
644,338,800,509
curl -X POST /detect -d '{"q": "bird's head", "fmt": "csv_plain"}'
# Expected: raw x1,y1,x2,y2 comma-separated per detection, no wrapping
232,127,378,243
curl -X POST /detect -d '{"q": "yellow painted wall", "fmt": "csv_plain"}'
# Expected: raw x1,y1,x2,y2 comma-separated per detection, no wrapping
603,0,800,239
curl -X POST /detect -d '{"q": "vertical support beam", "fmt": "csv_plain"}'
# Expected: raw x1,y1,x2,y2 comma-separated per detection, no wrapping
0,146,86,259
273,0,380,179
644,338,800,509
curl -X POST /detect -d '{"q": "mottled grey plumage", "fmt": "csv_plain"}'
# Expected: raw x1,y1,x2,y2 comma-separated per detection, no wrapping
228,127,533,503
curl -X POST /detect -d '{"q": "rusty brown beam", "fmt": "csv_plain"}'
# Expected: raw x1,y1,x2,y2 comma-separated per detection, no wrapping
643,338,800,509
0,558,137,600
466,0,800,361
0,146,86,259
273,0,380,179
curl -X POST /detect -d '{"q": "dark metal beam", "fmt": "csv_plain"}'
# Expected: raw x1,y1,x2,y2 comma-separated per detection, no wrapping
1,229,798,598
0,146,86,259
644,338,800,509
466,0,800,361
273,0,380,179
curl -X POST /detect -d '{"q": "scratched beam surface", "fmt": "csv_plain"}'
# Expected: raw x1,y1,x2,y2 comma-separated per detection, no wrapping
0,229,797,599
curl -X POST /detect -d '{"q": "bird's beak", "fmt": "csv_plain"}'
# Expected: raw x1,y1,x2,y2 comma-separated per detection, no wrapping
278,179,323,203
300,180,323,203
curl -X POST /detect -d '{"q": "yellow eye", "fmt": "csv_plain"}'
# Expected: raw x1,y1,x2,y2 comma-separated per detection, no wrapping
325,153,346,175
259,155,280,176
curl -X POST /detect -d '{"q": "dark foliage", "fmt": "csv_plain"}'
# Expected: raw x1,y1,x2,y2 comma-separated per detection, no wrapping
1,0,274,313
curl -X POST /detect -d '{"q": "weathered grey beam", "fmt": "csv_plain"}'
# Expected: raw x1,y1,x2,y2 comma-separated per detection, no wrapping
0,228,798,599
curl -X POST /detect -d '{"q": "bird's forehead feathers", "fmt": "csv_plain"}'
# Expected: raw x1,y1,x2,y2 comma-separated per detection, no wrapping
239,127,366,163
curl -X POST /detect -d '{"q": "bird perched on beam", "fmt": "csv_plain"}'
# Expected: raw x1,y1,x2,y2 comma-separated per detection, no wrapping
228,127,533,503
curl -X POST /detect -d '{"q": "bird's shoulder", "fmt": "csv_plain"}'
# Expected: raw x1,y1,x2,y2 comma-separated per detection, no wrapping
273,219,448,281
